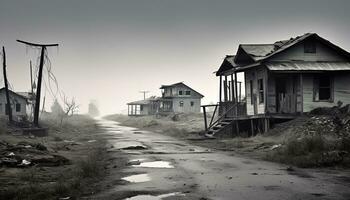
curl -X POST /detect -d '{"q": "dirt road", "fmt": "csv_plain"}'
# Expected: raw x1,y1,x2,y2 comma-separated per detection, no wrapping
92,119,350,200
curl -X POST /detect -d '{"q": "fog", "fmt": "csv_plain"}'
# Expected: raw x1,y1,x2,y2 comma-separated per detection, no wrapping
1,0,350,115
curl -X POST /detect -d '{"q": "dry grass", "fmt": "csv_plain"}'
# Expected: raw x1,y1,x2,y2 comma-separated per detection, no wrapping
0,113,107,200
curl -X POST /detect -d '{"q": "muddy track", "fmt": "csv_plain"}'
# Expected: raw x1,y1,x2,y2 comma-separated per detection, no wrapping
90,119,350,200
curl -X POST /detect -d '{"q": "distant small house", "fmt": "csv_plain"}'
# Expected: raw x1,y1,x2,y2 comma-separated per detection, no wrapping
127,97,159,116
127,82,204,116
0,87,33,120
203,33,350,137
160,82,204,113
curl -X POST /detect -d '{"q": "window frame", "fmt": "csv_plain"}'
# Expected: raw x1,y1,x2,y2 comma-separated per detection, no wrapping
313,75,333,102
304,40,316,54
185,90,191,95
16,103,21,112
250,80,254,105
190,101,194,107
179,101,184,107
178,90,183,95
258,78,264,104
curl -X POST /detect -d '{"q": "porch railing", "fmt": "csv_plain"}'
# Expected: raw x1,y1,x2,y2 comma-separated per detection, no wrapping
201,101,247,131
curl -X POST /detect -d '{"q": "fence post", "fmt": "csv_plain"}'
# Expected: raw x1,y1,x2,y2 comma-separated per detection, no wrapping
202,106,208,131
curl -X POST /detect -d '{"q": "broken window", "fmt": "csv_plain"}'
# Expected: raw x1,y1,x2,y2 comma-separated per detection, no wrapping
185,91,191,95
179,101,184,107
314,75,332,101
304,40,316,53
178,90,183,95
258,79,264,104
190,101,194,106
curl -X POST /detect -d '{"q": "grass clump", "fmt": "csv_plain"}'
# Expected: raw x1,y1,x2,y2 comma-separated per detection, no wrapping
76,151,101,178
267,134,349,167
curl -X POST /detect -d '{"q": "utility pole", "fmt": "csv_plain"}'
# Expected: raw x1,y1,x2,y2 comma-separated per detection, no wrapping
17,40,58,127
139,90,149,100
30,61,34,120
2,47,13,123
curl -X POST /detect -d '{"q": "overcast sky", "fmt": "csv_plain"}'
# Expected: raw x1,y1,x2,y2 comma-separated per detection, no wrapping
1,0,350,115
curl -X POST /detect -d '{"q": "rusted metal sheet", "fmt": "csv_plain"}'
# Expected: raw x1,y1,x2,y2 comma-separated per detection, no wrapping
266,62,350,71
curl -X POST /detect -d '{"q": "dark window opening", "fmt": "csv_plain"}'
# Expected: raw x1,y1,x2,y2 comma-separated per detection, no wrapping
314,75,332,101
179,101,184,107
190,101,194,106
185,91,191,95
304,40,316,53
179,90,183,95
140,105,143,111
5,104,10,115
16,104,21,112
258,79,264,104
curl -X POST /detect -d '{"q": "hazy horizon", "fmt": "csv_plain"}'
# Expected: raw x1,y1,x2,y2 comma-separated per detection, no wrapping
1,0,350,115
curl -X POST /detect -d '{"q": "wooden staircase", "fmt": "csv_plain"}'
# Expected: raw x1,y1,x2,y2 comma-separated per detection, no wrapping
202,103,240,138
204,117,234,138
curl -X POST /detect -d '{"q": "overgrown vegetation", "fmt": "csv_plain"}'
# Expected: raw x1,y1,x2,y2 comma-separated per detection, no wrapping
267,105,350,168
0,113,106,200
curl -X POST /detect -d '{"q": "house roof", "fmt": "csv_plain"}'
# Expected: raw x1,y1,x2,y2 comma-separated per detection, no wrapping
0,87,30,100
222,33,350,73
265,62,350,71
216,55,237,76
240,44,275,61
127,97,158,105
160,82,204,98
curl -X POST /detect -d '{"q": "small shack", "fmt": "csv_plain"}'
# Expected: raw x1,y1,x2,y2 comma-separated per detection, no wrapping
0,87,33,120
127,97,159,116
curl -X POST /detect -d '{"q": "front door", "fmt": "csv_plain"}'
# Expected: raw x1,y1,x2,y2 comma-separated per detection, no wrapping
275,75,297,113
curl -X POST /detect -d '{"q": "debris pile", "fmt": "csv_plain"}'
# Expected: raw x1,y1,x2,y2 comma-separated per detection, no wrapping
0,141,70,167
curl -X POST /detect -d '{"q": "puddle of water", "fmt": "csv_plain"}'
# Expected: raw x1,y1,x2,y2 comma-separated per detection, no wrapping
122,174,151,183
124,192,183,200
134,161,174,168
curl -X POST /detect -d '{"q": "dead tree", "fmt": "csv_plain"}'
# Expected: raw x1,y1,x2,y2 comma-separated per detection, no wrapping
17,40,58,127
2,47,13,123
64,96,79,116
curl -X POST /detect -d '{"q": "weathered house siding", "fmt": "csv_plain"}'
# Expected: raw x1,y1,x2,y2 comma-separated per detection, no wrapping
270,40,347,62
0,92,27,117
302,73,350,112
172,98,201,113
245,68,267,115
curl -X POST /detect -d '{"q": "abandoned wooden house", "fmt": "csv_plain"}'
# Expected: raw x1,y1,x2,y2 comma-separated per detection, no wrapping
0,87,34,120
127,82,204,116
159,82,204,114
202,33,350,137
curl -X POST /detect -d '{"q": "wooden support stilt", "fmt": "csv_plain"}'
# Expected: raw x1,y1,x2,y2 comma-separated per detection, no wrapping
264,118,269,133
235,120,239,136
250,119,254,136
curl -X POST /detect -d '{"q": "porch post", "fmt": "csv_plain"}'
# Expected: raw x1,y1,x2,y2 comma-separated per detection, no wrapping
231,74,235,102
234,71,238,116
224,75,228,102
219,76,222,103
